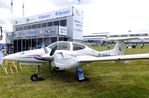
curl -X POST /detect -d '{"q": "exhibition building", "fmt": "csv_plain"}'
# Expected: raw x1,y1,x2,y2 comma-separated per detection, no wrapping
10,7,83,52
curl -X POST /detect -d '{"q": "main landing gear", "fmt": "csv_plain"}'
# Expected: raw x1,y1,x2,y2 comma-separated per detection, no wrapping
75,67,89,82
30,65,89,82
31,65,44,81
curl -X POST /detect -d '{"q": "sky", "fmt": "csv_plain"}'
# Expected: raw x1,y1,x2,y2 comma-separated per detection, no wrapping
0,0,149,36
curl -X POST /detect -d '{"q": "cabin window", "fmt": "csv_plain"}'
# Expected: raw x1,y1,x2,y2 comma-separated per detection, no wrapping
57,42,70,50
73,43,85,50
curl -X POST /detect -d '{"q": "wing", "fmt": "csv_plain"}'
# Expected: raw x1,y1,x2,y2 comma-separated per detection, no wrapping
77,53,149,63
106,36,141,41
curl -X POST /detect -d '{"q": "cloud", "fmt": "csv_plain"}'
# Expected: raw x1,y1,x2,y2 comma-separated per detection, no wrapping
50,0,93,7
0,0,10,9
82,0,149,34
11,0,58,17
0,0,149,35
0,8,10,24
0,19,7,24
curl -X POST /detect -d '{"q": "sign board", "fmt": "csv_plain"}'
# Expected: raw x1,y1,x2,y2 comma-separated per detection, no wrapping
58,26,67,36
14,26,60,38
40,27,57,36
73,7,83,18
14,7,74,25
72,13,83,40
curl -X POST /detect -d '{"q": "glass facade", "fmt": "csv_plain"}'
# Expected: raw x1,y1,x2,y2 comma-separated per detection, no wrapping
15,19,67,31
11,7,83,53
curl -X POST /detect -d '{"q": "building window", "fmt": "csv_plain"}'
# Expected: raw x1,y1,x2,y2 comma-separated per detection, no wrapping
19,27,23,30
32,24,36,29
47,22,52,26
42,23,47,27
23,26,28,30
28,25,31,29
54,21,59,26
37,24,41,28
60,19,67,26
16,27,19,31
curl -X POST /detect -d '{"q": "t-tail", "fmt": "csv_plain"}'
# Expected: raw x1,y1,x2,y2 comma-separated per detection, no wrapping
99,41,124,56
110,41,124,55
99,37,142,56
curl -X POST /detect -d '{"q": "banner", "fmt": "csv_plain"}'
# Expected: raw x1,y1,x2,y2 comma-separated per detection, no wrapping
58,26,67,36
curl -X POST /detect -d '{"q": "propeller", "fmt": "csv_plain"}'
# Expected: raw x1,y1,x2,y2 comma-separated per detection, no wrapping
42,43,57,56
43,47,49,54
50,45,57,56
41,45,57,60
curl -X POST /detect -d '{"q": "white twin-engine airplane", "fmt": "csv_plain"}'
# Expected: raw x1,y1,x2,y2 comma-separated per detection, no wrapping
3,40,149,81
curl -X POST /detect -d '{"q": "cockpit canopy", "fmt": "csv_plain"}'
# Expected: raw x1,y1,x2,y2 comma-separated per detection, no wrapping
48,41,70,50
72,42,85,51
47,41,86,51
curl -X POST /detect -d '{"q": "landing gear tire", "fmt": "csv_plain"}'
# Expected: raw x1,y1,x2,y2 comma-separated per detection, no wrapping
31,74,44,81
31,74,39,81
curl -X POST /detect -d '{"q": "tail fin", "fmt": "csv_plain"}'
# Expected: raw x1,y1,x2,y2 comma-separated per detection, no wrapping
111,41,124,55
99,36,142,56
99,41,124,56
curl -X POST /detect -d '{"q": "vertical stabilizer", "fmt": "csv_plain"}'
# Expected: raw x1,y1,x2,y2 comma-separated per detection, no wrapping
112,41,124,55
99,41,124,56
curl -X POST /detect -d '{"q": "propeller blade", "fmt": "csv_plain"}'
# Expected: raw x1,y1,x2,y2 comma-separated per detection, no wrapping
50,45,57,56
44,47,49,54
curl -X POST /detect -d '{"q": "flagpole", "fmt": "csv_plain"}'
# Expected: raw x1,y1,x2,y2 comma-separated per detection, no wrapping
22,0,25,17
11,0,13,15
78,0,80,5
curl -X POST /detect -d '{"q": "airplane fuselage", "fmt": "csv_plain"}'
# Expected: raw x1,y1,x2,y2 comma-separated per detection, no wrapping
3,41,100,70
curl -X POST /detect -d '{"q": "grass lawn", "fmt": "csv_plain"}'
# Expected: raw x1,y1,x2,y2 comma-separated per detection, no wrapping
0,45,149,98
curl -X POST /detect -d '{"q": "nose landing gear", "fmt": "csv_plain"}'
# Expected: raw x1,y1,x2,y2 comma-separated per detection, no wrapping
31,74,39,81
30,65,44,81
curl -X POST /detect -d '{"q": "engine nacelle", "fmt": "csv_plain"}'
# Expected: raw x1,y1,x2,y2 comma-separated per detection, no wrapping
51,52,79,70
